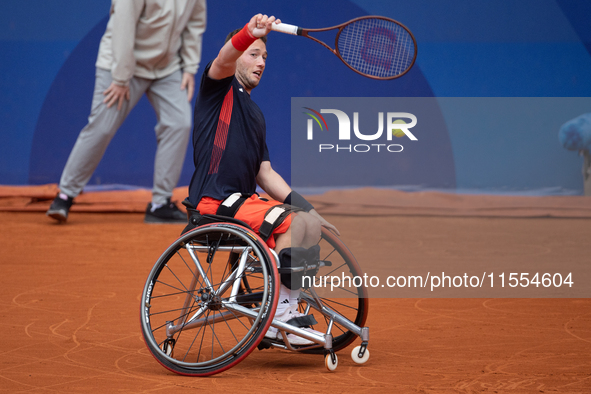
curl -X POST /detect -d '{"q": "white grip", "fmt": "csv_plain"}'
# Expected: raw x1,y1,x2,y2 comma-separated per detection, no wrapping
271,22,299,35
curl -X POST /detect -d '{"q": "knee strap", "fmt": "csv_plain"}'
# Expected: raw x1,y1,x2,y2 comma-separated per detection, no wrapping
278,245,321,290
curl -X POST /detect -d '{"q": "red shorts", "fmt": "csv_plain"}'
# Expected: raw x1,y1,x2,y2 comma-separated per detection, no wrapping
197,195,292,250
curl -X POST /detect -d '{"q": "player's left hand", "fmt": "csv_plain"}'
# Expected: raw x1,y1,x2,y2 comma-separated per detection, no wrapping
309,209,340,236
181,72,195,101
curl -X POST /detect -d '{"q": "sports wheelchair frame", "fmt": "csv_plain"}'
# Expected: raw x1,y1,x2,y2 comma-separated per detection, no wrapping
140,215,369,375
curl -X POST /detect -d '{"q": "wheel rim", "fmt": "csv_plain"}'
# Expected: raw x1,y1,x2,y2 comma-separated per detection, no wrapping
140,224,279,375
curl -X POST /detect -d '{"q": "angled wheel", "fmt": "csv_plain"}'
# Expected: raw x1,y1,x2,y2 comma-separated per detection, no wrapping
298,228,369,354
140,223,279,376
325,352,338,371
351,345,370,364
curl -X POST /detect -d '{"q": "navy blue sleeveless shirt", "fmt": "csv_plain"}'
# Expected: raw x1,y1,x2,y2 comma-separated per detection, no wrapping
188,62,269,206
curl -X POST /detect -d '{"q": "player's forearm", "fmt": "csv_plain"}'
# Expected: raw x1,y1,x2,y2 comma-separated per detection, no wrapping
208,41,242,80
264,181,292,203
256,163,291,202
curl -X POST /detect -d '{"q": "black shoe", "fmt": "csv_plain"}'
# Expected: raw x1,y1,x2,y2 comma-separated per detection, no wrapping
46,194,74,222
144,199,187,224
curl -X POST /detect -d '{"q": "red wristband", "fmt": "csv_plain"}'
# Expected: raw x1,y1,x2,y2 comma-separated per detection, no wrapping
231,23,257,52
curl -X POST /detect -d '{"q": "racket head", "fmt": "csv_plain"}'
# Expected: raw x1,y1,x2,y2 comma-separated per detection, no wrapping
334,16,417,80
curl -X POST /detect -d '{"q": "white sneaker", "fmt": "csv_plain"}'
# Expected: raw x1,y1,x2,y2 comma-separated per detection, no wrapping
264,308,323,346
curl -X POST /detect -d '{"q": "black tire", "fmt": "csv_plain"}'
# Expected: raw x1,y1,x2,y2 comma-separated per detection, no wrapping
140,223,279,376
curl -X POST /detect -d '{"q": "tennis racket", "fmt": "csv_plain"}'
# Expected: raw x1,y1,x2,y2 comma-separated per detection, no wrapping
271,16,417,80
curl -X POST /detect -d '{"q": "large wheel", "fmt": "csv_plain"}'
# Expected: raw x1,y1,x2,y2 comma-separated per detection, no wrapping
140,223,279,376
298,228,369,354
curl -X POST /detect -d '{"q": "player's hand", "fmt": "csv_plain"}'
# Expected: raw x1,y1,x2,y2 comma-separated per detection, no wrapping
181,72,195,101
309,209,340,236
248,14,280,38
103,82,130,110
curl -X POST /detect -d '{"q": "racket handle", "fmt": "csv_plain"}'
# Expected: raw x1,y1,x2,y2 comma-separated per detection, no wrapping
271,22,300,35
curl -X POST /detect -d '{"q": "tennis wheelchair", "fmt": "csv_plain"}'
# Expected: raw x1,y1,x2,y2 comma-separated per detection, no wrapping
140,209,370,376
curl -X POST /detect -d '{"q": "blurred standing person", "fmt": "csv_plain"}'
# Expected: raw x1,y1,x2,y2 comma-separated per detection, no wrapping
47,0,207,223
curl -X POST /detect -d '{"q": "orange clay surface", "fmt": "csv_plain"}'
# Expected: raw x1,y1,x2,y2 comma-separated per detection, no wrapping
1,186,590,393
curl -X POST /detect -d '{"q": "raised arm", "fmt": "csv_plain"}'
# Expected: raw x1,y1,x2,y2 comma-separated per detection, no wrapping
208,14,280,80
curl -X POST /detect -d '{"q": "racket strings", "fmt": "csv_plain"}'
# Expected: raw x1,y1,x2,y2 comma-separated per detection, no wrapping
337,18,415,79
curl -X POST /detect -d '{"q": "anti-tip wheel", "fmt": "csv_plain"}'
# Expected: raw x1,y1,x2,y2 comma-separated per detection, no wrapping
351,345,370,364
325,353,338,371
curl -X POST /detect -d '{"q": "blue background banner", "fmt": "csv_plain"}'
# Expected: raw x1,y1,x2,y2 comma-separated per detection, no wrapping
2,0,590,194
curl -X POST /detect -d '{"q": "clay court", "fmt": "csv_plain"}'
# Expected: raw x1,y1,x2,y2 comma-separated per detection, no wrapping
1,186,590,393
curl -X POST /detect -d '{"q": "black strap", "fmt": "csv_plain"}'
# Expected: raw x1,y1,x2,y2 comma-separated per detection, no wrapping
284,191,314,212
258,203,301,241
216,192,249,217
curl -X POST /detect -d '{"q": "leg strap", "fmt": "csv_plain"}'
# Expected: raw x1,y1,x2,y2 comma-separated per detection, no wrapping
278,245,321,290
216,192,250,217
259,203,301,242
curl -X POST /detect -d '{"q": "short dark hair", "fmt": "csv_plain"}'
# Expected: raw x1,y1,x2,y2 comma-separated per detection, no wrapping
225,28,267,45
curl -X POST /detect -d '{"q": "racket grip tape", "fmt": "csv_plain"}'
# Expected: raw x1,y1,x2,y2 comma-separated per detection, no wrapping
271,22,301,36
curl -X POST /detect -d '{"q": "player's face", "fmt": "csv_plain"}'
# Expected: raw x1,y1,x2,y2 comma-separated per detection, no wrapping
235,39,267,93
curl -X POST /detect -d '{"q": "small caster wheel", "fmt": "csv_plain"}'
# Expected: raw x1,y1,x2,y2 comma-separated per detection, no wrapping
325,353,338,371
351,345,370,364
161,339,175,357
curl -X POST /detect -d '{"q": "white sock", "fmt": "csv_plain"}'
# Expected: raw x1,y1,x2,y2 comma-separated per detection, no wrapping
289,288,300,312
276,284,292,316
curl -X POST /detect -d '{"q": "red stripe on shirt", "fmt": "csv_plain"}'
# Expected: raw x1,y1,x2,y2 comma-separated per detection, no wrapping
208,86,234,174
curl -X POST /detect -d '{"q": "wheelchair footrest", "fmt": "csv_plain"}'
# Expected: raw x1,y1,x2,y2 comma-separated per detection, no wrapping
286,314,318,327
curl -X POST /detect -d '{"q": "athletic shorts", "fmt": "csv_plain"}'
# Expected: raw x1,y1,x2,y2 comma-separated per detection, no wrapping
197,195,292,250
